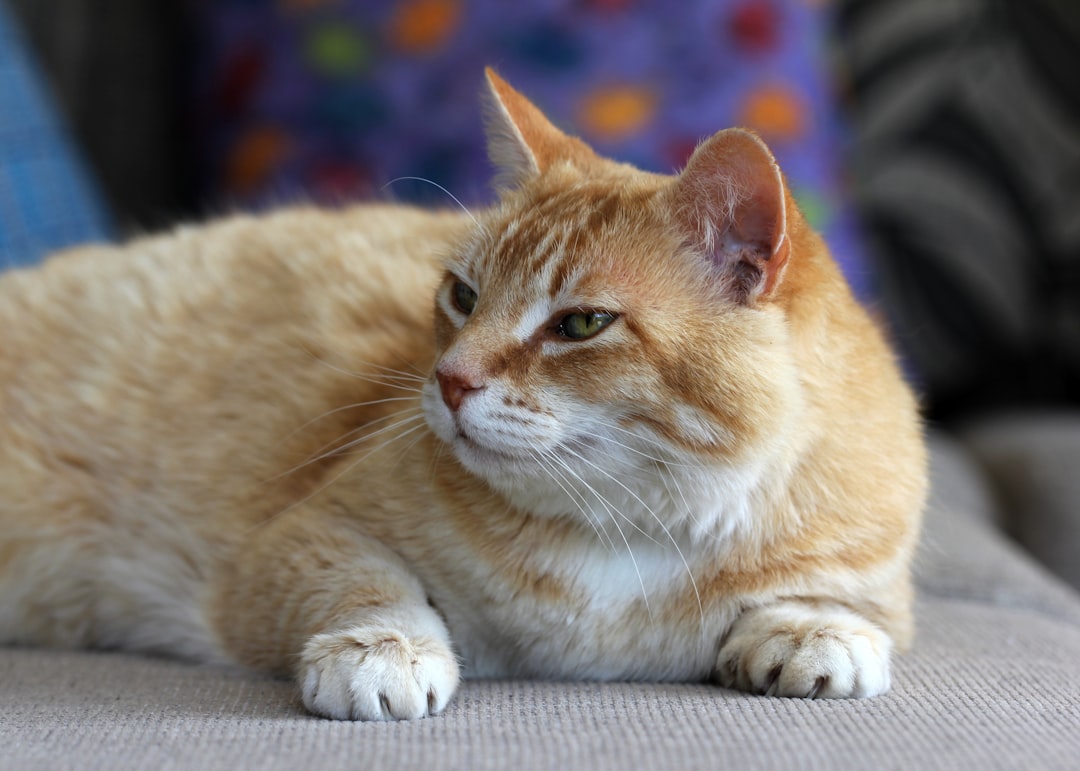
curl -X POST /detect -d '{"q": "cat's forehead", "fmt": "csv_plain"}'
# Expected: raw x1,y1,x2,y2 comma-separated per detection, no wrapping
500,181,658,247
462,181,671,299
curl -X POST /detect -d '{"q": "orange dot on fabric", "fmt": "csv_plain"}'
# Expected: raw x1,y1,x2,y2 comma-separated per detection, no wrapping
739,84,807,141
388,0,462,54
226,127,291,196
578,85,658,141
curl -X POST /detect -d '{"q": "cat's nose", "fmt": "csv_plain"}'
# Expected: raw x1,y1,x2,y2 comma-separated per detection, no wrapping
436,367,485,412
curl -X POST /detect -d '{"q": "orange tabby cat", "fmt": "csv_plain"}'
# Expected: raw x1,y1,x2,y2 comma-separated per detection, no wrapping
0,70,925,720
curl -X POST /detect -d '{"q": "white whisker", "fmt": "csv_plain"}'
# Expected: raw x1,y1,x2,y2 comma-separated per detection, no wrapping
247,419,428,536
296,343,426,389
654,456,705,536
532,449,615,552
548,450,661,547
586,417,692,466
351,360,427,382
575,428,690,470
428,440,447,487
336,371,425,392
269,411,426,482
277,406,424,478
381,176,481,227
381,422,431,477
285,397,425,443
579,419,707,537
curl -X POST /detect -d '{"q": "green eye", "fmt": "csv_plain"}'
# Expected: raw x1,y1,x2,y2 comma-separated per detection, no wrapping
556,311,618,340
451,280,478,315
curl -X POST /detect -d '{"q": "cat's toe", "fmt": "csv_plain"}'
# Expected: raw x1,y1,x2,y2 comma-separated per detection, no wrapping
299,626,459,720
715,601,892,699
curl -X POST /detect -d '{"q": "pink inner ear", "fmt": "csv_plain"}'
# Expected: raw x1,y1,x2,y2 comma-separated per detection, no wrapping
733,187,784,254
673,129,790,303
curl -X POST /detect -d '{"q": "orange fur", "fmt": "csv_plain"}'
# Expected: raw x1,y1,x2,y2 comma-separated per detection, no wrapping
0,70,925,719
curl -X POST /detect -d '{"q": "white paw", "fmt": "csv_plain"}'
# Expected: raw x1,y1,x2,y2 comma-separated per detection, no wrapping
715,601,892,699
300,626,460,720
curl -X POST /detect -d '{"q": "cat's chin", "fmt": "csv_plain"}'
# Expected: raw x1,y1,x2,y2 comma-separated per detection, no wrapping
443,431,579,508
448,431,538,475
449,443,576,519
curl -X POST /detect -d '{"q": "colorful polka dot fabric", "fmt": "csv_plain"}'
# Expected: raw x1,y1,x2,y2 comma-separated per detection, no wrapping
191,0,871,299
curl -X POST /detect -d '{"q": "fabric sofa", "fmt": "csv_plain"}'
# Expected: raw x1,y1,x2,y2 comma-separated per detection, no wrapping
6,432,1080,770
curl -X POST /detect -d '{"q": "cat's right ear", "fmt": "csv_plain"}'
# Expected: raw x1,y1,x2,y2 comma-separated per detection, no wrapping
671,129,791,305
482,68,596,191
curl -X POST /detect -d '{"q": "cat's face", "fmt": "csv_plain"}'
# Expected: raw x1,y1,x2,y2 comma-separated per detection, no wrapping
421,177,801,545
421,71,806,544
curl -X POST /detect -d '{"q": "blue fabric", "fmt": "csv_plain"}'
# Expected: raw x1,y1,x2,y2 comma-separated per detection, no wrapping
0,3,110,269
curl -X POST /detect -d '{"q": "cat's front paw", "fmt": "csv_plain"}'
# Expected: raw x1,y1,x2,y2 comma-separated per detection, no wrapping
715,601,892,699
299,626,460,720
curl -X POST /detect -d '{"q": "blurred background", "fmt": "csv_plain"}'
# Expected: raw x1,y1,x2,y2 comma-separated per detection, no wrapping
1,0,1078,428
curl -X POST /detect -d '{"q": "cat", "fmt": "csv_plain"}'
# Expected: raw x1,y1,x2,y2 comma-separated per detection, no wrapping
0,69,926,721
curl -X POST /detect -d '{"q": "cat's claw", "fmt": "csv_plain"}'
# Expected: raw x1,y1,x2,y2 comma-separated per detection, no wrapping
762,664,783,696
715,601,892,699
299,626,460,721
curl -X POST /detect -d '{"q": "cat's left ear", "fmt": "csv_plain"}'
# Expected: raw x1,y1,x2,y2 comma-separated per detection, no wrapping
671,129,791,305
482,67,597,191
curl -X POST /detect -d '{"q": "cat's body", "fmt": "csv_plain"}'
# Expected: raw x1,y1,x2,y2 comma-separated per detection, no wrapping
0,72,926,720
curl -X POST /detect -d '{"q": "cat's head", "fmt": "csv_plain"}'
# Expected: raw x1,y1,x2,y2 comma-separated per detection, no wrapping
422,70,816,543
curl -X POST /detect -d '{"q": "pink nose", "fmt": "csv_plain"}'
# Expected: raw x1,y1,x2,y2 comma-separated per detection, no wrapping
436,368,484,411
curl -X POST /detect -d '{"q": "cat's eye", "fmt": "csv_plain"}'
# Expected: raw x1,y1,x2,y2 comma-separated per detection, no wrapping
556,311,618,340
451,280,478,315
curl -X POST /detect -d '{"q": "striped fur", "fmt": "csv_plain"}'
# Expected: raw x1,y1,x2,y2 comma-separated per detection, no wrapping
0,71,925,720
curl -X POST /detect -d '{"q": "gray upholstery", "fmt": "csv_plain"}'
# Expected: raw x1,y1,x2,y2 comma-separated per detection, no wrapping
961,413,1080,593
5,433,1080,770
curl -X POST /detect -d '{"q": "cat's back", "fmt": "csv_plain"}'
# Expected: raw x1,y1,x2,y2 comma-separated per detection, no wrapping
4,204,452,433
1,203,463,347
1,201,469,486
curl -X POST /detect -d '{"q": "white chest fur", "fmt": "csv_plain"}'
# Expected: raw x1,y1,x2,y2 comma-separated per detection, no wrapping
426,533,734,682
